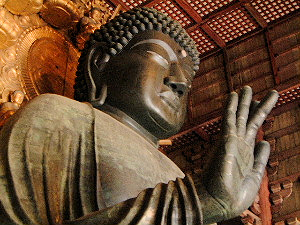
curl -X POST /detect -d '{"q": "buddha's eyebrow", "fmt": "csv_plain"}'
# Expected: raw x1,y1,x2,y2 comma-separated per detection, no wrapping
130,39,178,61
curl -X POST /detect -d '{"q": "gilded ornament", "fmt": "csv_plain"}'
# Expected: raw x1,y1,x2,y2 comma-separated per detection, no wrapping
16,26,80,99
0,8,46,103
10,89,24,104
0,0,7,7
0,90,24,127
4,0,43,15
0,7,22,49
0,46,23,103
40,0,86,29
76,1,112,49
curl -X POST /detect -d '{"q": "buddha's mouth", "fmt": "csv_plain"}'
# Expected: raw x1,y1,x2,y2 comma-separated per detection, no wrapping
159,91,180,111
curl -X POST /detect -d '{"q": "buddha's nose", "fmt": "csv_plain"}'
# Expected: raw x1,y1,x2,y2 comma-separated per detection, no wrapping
164,77,188,96
164,63,189,96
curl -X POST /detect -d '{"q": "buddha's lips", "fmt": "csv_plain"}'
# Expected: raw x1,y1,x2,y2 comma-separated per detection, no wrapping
159,91,180,111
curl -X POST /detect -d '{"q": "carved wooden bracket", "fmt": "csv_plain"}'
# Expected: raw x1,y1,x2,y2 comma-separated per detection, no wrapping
275,217,300,225
266,138,278,176
240,195,262,225
241,208,262,225
267,157,279,176
270,180,293,214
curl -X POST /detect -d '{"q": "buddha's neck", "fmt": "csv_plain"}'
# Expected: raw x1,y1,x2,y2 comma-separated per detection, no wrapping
95,104,159,148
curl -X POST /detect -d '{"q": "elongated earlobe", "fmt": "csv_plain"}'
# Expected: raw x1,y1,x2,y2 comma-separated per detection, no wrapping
85,42,110,107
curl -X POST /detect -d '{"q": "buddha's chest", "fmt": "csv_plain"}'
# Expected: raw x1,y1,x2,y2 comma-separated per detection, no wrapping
94,120,184,208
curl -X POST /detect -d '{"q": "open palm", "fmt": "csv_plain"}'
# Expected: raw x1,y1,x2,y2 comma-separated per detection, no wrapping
200,86,278,224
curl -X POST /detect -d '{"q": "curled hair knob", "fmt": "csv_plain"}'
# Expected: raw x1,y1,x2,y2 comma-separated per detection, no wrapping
131,26,138,34
154,23,162,31
120,37,128,45
125,31,133,39
109,48,117,55
147,12,154,19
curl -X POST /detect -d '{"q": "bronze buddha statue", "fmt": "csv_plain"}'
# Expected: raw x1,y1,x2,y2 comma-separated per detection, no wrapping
0,7,278,225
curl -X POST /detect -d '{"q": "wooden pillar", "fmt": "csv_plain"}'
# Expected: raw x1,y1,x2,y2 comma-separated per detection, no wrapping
258,127,272,225
259,172,272,225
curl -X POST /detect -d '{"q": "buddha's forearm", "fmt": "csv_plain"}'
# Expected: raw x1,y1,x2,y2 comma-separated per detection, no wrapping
63,175,203,225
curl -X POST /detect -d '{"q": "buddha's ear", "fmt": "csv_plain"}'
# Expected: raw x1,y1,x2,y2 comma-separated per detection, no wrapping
85,42,110,107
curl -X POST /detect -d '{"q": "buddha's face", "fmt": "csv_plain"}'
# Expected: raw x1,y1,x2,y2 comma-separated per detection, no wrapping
99,30,195,139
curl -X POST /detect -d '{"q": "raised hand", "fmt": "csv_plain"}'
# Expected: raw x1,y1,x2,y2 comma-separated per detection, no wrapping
199,86,278,224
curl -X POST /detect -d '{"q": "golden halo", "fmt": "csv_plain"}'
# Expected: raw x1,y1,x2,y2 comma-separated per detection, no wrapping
40,0,85,29
16,26,80,100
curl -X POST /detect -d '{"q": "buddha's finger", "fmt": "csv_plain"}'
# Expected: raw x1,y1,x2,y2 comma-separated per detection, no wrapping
250,141,270,187
236,86,252,137
249,100,260,118
245,90,278,143
223,92,238,136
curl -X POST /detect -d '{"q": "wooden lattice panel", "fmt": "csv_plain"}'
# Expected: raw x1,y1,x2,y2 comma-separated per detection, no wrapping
186,0,235,18
189,28,217,54
153,0,193,27
105,2,116,13
120,0,147,9
251,0,300,23
207,7,258,42
201,119,222,135
160,131,202,153
277,86,300,106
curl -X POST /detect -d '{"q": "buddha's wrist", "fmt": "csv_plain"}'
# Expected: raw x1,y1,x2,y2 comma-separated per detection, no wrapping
197,182,228,224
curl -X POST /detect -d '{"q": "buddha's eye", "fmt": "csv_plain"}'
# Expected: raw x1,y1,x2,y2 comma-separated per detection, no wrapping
147,51,169,69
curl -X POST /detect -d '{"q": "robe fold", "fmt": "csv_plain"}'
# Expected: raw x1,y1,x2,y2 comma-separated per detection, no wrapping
0,94,203,225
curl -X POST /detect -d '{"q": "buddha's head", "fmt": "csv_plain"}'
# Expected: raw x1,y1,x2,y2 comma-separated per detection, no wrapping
75,7,200,139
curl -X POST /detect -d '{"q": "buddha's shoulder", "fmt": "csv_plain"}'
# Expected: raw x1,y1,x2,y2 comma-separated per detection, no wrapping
8,94,97,128
26,94,88,110
20,94,93,116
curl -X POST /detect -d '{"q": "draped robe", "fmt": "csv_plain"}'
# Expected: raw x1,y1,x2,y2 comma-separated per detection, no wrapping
0,94,203,225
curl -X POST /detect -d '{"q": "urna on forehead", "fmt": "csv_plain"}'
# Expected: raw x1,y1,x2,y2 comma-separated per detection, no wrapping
88,7,200,71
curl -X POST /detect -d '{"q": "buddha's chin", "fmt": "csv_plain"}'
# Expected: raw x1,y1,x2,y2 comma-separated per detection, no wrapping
147,110,183,139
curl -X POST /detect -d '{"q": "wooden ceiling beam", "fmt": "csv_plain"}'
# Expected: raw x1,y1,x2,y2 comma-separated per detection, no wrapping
242,2,268,28
193,127,210,142
173,0,227,48
270,100,300,118
175,0,203,23
201,24,226,48
201,1,244,24
142,0,161,7
270,146,300,162
264,30,280,86
143,0,227,49
222,48,234,92
107,0,129,11
265,122,300,139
